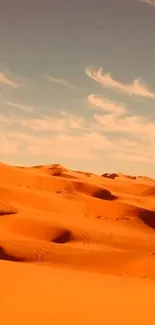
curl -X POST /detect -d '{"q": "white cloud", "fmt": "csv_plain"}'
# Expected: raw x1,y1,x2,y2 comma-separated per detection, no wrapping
0,110,86,133
22,113,85,132
0,135,20,155
0,110,111,161
87,94,127,115
1,103,155,168
3,100,35,113
25,132,110,159
0,73,21,88
43,74,76,90
94,113,155,137
0,128,110,161
85,67,155,98
1,124,155,165
25,116,67,132
60,111,86,129
138,0,155,6
112,152,150,163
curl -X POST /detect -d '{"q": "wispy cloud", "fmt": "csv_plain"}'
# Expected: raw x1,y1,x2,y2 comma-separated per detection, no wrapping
2,110,155,168
3,100,35,113
0,73,21,88
0,135,20,155
23,113,85,132
60,111,85,129
43,74,76,90
138,0,155,6
94,112,155,137
87,94,127,115
0,110,86,133
0,127,110,161
23,116,68,132
2,98,155,169
1,117,155,166
23,132,110,159
85,67,155,98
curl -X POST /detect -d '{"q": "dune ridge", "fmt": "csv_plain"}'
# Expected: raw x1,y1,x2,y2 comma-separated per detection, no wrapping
1,162,155,324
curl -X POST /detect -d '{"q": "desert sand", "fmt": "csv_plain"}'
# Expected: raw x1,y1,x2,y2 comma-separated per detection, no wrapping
1,162,155,324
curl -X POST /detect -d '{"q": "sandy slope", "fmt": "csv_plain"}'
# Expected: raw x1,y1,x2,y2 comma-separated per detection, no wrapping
1,162,155,324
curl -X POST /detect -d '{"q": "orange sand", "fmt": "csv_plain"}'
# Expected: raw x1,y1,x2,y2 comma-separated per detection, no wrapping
1,162,155,324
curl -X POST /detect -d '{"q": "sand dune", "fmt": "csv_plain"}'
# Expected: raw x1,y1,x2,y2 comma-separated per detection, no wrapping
1,162,155,324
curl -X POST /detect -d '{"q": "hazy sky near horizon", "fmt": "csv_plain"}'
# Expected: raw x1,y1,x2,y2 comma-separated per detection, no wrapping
1,0,155,176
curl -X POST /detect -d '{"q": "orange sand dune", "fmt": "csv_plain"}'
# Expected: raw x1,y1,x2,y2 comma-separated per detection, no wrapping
1,162,155,324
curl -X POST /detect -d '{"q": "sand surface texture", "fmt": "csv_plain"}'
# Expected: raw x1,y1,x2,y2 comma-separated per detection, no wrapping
1,162,155,324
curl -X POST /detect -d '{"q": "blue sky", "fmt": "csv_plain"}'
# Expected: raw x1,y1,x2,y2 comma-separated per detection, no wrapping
0,0,155,176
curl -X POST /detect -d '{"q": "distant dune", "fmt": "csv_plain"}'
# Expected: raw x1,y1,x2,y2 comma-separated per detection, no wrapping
1,162,155,324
